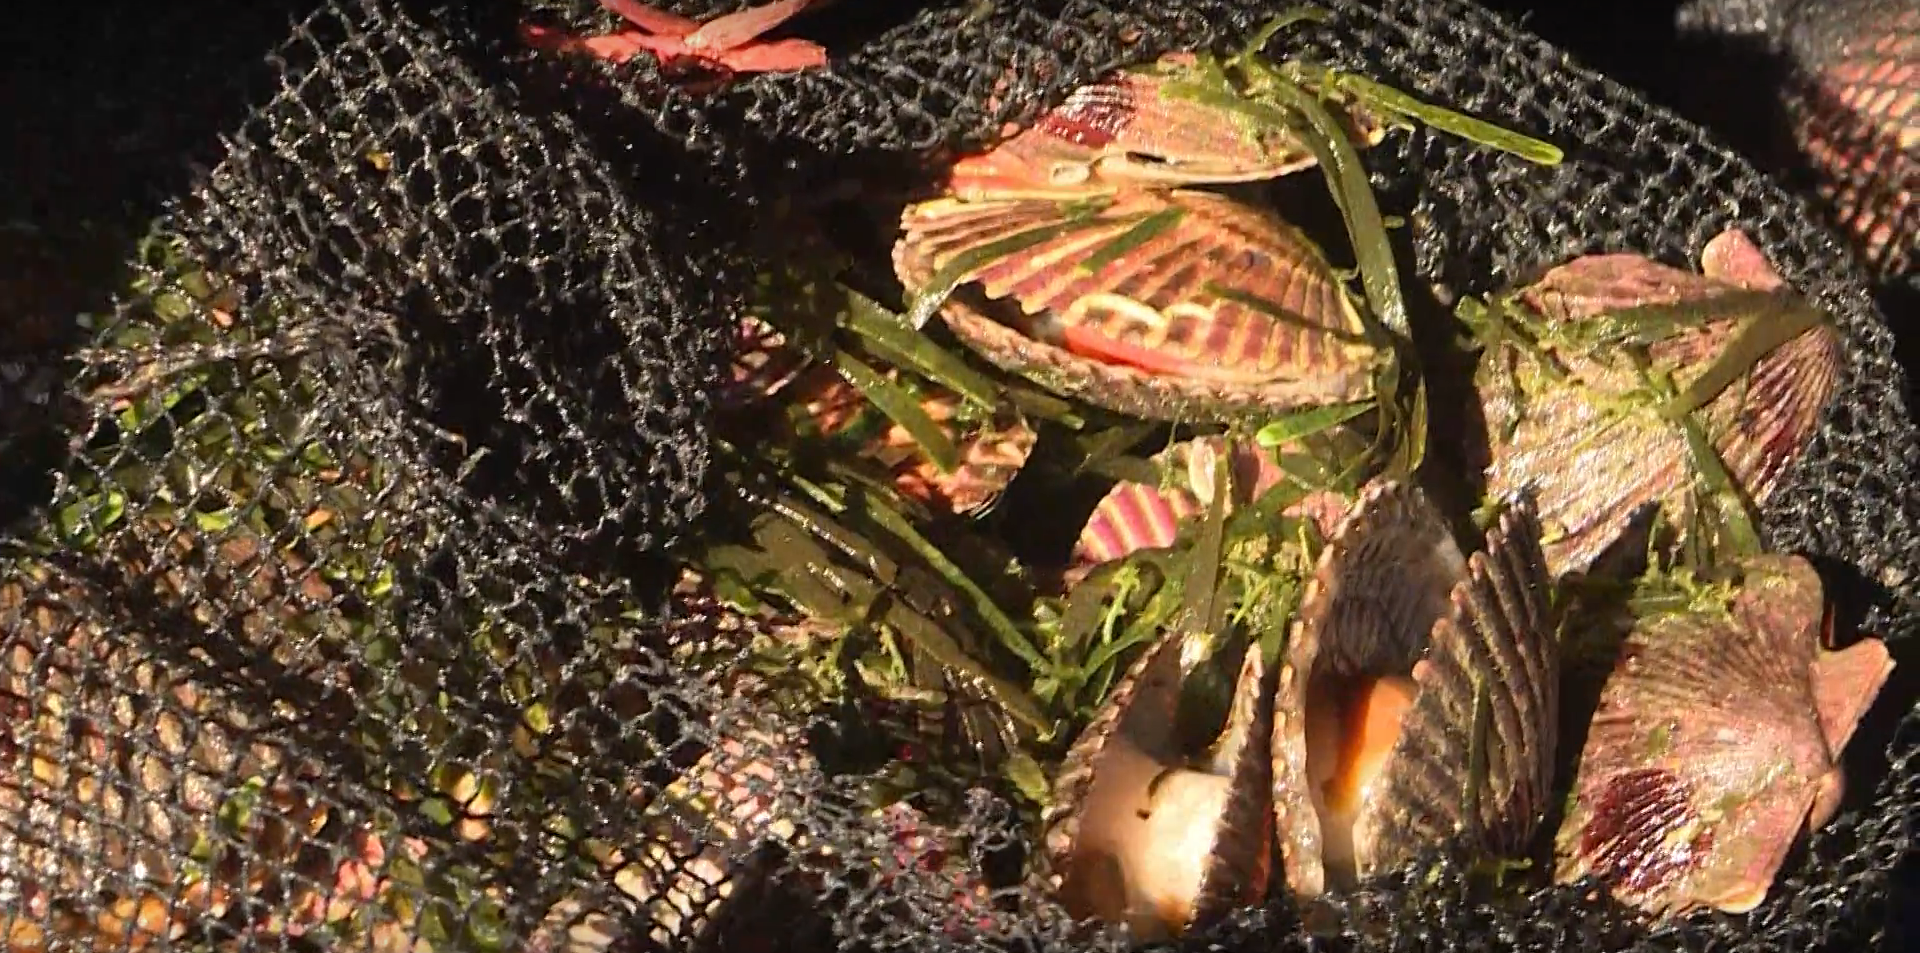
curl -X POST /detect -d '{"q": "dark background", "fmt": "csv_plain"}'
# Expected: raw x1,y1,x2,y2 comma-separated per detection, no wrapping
1,0,1912,945
0,1,1762,300
1478,1,1701,94
0,0,1834,362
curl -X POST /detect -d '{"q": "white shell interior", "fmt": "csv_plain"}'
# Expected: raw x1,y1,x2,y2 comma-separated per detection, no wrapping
1069,733,1233,942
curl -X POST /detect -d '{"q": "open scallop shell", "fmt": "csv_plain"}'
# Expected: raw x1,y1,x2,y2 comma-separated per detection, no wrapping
1042,627,1275,941
895,188,1378,421
1271,480,1558,897
1072,436,1350,569
1552,554,1895,919
1478,229,1839,576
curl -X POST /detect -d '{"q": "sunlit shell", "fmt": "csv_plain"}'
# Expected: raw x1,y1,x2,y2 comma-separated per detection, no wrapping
1478,228,1840,577
1553,554,1894,918
897,188,1376,421
945,54,1385,200
1271,481,1557,897
1073,436,1351,568
586,723,809,952
1042,627,1274,941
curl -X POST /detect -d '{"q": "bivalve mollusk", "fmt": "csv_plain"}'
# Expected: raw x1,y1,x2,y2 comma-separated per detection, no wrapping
1041,626,1276,942
1072,435,1354,570
1271,480,1559,897
1553,554,1894,919
895,56,1385,423
1473,228,1840,577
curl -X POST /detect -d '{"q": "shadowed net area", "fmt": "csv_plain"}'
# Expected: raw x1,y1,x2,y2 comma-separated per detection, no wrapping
1,2,1916,952
1671,0,1915,278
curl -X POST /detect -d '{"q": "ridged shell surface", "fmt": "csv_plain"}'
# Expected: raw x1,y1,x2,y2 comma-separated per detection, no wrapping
1272,481,1558,895
895,189,1375,421
1553,555,1895,918
1072,436,1348,568
1042,627,1274,939
1479,232,1839,576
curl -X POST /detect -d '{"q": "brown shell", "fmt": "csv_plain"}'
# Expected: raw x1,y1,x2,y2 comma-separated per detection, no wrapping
1479,230,1840,576
537,729,985,953
584,721,811,952
1553,555,1895,919
1042,627,1274,940
589,823,783,953
895,188,1377,421
1272,481,1558,896
1072,436,1348,568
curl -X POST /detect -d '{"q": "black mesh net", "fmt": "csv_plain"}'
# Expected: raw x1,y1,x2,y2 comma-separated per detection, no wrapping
1484,0,1915,398
1674,0,1915,280
3,1,1917,952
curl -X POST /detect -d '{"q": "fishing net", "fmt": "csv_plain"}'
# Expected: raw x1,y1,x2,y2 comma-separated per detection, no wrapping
1674,0,1916,347
1674,0,1915,310
2,1,1916,952
1492,0,1915,391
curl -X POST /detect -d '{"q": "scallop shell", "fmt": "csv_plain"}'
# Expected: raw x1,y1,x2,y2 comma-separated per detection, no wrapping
945,54,1387,200
752,357,1037,518
1478,229,1839,576
572,721,812,952
729,315,810,401
1271,481,1558,896
1072,436,1350,568
1784,0,1917,277
1552,554,1894,919
895,188,1377,421
1042,627,1275,941
598,820,785,953
794,366,1037,517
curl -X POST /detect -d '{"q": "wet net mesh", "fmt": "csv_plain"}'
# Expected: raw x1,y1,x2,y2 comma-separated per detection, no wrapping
1672,0,1916,280
3,1,1918,951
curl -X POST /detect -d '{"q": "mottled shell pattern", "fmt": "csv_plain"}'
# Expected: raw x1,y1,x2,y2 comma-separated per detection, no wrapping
893,56,1384,422
1272,481,1559,896
1477,228,1840,577
1553,554,1894,918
